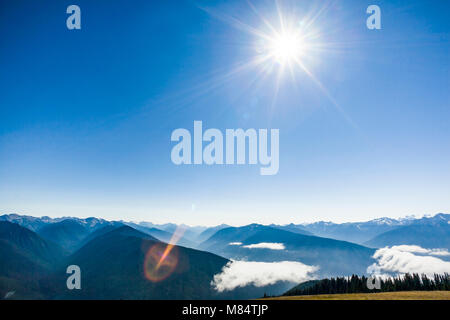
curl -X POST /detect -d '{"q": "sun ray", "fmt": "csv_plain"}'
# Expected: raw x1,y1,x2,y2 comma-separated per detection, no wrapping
145,1,360,131
269,62,285,117
198,5,273,42
292,56,359,129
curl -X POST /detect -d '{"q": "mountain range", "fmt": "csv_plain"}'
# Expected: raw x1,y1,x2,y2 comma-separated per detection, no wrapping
299,213,450,248
0,212,448,299
199,224,375,276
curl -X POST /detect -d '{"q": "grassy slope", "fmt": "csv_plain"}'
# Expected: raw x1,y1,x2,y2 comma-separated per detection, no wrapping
263,291,450,300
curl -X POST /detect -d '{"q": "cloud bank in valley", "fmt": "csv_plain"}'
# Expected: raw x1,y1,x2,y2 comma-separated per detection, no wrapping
367,245,450,277
242,242,285,250
211,260,318,292
388,245,450,257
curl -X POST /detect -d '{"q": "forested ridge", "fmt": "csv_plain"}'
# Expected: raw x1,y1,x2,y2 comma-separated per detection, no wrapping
283,273,450,296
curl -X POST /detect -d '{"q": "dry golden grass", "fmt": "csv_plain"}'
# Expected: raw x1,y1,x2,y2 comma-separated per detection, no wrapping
263,291,450,300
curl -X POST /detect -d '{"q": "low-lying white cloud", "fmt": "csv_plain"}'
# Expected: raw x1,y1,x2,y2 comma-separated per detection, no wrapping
211,260,318,292
242,242,285,250
367,245,450,277
389,245,450,256
228,242,243,246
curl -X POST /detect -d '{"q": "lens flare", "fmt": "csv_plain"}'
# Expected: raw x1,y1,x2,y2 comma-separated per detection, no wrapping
144,242,179,282
144,225,186,282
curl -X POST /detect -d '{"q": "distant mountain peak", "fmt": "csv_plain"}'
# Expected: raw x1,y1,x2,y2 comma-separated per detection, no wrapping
101,225,159,242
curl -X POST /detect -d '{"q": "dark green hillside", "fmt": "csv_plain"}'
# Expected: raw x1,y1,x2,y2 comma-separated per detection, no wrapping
0,221,66,299
51,226,230,299
0,221,65,268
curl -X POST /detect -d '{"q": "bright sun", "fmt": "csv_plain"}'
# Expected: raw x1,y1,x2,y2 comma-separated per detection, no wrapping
269,31,305,64
200,2,354,126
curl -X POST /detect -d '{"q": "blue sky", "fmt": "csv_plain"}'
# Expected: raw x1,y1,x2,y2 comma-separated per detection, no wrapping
0,0,449,225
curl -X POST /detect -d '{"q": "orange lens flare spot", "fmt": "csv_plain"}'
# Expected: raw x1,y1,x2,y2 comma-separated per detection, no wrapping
144,242,179,282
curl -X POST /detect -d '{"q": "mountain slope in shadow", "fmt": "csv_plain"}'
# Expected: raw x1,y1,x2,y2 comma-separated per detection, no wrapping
37,220,90,253
50,226,232,299
364,223,450,249
0,221,66,299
